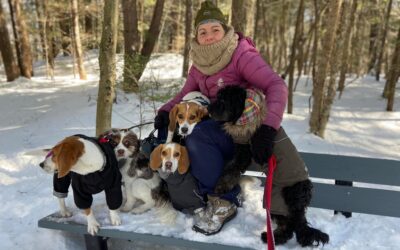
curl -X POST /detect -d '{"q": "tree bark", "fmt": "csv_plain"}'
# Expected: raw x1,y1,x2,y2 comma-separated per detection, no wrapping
71,0,87,80
287,0,304,114
122,0,140,92
338,0,358,99
309,0,342,137
231,0,246,33
385,26,400,111
0,2,19,81
367,0,381,74
182,0,192,77
8,0,33,78
375,0,392,81
96,0,119,136
134,0,165,81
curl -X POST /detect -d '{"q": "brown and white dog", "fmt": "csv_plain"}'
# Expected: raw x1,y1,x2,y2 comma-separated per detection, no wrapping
149,143,190,175
102,128,178,224
166,91,210,143
39,135,122,235
149,143,205,214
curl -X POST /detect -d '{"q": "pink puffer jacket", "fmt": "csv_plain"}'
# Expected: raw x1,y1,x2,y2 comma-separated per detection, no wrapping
159,34,288,130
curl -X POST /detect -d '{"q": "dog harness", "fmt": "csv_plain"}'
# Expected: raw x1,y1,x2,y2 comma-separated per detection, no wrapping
52,134,122,210
236,88,263,126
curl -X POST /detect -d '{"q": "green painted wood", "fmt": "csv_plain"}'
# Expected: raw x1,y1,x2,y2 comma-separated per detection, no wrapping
300,152,400,186
38,214,252,250
310,183,400,217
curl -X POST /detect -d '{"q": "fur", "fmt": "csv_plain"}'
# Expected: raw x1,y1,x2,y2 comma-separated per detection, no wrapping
102,128,178,224
39,135,121,235
208,86,329,247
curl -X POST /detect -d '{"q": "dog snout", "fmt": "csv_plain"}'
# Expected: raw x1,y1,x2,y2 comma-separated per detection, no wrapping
117,149,125,156
39,162,44,168
181,126,188,134
165,161,172,170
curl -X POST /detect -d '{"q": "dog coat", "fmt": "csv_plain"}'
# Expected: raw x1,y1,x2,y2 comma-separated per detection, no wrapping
53,134,122,210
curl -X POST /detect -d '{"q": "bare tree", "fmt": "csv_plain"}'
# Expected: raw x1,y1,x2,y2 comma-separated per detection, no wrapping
375,0,393,81
122,0,140,92
385,26,400,111
182,0,192,77
309,0,342,138
0,2,19,81
70,0,87,80
338,0,358,99
287,0,304,114
231,0,246,33
96,0,119,136
8,0,33,78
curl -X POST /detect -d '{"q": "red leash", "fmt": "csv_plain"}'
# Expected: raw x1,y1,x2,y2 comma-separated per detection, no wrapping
264,155,277,250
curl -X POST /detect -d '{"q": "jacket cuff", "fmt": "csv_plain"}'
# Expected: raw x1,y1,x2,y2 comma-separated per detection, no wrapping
53,190,68,198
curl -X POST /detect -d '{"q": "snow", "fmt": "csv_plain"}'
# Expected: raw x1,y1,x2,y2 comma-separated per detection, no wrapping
0,51,399,250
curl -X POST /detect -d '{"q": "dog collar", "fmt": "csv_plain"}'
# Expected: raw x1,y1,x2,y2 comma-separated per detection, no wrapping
45,150,53,159
236,89,261,126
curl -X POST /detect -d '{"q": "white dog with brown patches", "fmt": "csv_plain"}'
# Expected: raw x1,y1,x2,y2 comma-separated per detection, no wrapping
166,91,210,143
39,134,123,235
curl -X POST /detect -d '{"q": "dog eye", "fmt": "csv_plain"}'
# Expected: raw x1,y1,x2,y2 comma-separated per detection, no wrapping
173,152,180,157
178,114,184,119
189,115,195,120
161,151,167,156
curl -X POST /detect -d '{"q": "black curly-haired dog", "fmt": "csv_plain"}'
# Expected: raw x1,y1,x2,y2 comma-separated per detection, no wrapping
208,85,329,247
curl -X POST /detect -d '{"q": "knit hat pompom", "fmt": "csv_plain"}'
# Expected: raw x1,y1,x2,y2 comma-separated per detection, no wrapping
194,1,226,28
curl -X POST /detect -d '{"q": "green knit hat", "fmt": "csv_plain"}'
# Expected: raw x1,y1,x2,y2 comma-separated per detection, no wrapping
194,1,226,28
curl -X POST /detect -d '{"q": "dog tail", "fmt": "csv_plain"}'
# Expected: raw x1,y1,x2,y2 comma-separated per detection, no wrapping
154,184,178,224
155,201,178,225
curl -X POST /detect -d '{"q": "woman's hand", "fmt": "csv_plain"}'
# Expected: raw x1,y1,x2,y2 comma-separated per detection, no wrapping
250,125,277,165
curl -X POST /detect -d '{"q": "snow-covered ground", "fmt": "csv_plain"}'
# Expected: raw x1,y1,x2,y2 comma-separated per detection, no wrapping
0,52,399,250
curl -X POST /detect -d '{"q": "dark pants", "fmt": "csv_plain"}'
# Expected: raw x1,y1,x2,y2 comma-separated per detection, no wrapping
158,120,240,205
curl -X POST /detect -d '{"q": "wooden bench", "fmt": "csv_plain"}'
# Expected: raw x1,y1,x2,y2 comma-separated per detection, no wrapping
38,152,400,250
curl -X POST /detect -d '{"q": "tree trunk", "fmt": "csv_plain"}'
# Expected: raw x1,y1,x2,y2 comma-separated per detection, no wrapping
0,2,19,81
338,0,358,99
96,0,119,136
168,0,181,52
287,0,304,114
135,0,166,82
309,0,342,137
385,26,400,111
34,0,47,60
122,0,140,92
59,10,71,57
182,0,192,77
8,0,33,78
318,1,346,137
277,0,288,74
375,0,392,82
231,0,246,33
367,0,381,74
70,0,87,80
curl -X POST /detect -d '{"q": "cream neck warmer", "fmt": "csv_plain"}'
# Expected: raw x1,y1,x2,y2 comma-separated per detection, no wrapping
190,27,239,75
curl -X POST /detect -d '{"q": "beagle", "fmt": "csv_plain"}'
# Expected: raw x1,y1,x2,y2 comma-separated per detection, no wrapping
149,143,206,214
39,134,122,235
166,91,210,143
149,143,190,175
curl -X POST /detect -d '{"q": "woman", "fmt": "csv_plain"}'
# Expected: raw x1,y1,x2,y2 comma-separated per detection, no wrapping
154,0,287,235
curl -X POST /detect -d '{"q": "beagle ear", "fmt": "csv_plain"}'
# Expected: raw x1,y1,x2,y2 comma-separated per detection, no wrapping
149,144,164,170
54,137,84,178
178,146,190,174
198,106,209,119
168,106,179,132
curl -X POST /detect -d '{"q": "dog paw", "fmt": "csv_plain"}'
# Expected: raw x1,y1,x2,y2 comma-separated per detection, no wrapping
296,227,329,247
110,210,121,226
60,209,72,218
87,220,100,236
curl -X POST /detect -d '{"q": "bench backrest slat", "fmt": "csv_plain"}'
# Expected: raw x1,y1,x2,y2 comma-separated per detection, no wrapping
301,152,400,186
310,183,400,217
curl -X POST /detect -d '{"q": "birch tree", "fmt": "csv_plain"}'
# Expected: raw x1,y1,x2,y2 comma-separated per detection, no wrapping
70,0,87,80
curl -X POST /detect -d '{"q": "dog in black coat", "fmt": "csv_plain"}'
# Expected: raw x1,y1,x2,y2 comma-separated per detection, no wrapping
208,85,329,247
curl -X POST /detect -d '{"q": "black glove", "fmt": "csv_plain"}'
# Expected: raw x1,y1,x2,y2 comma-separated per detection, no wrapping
250,125,277,165
154,110,169,129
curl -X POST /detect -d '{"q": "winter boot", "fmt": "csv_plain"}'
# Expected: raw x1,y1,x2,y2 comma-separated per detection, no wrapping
192,195,237,235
